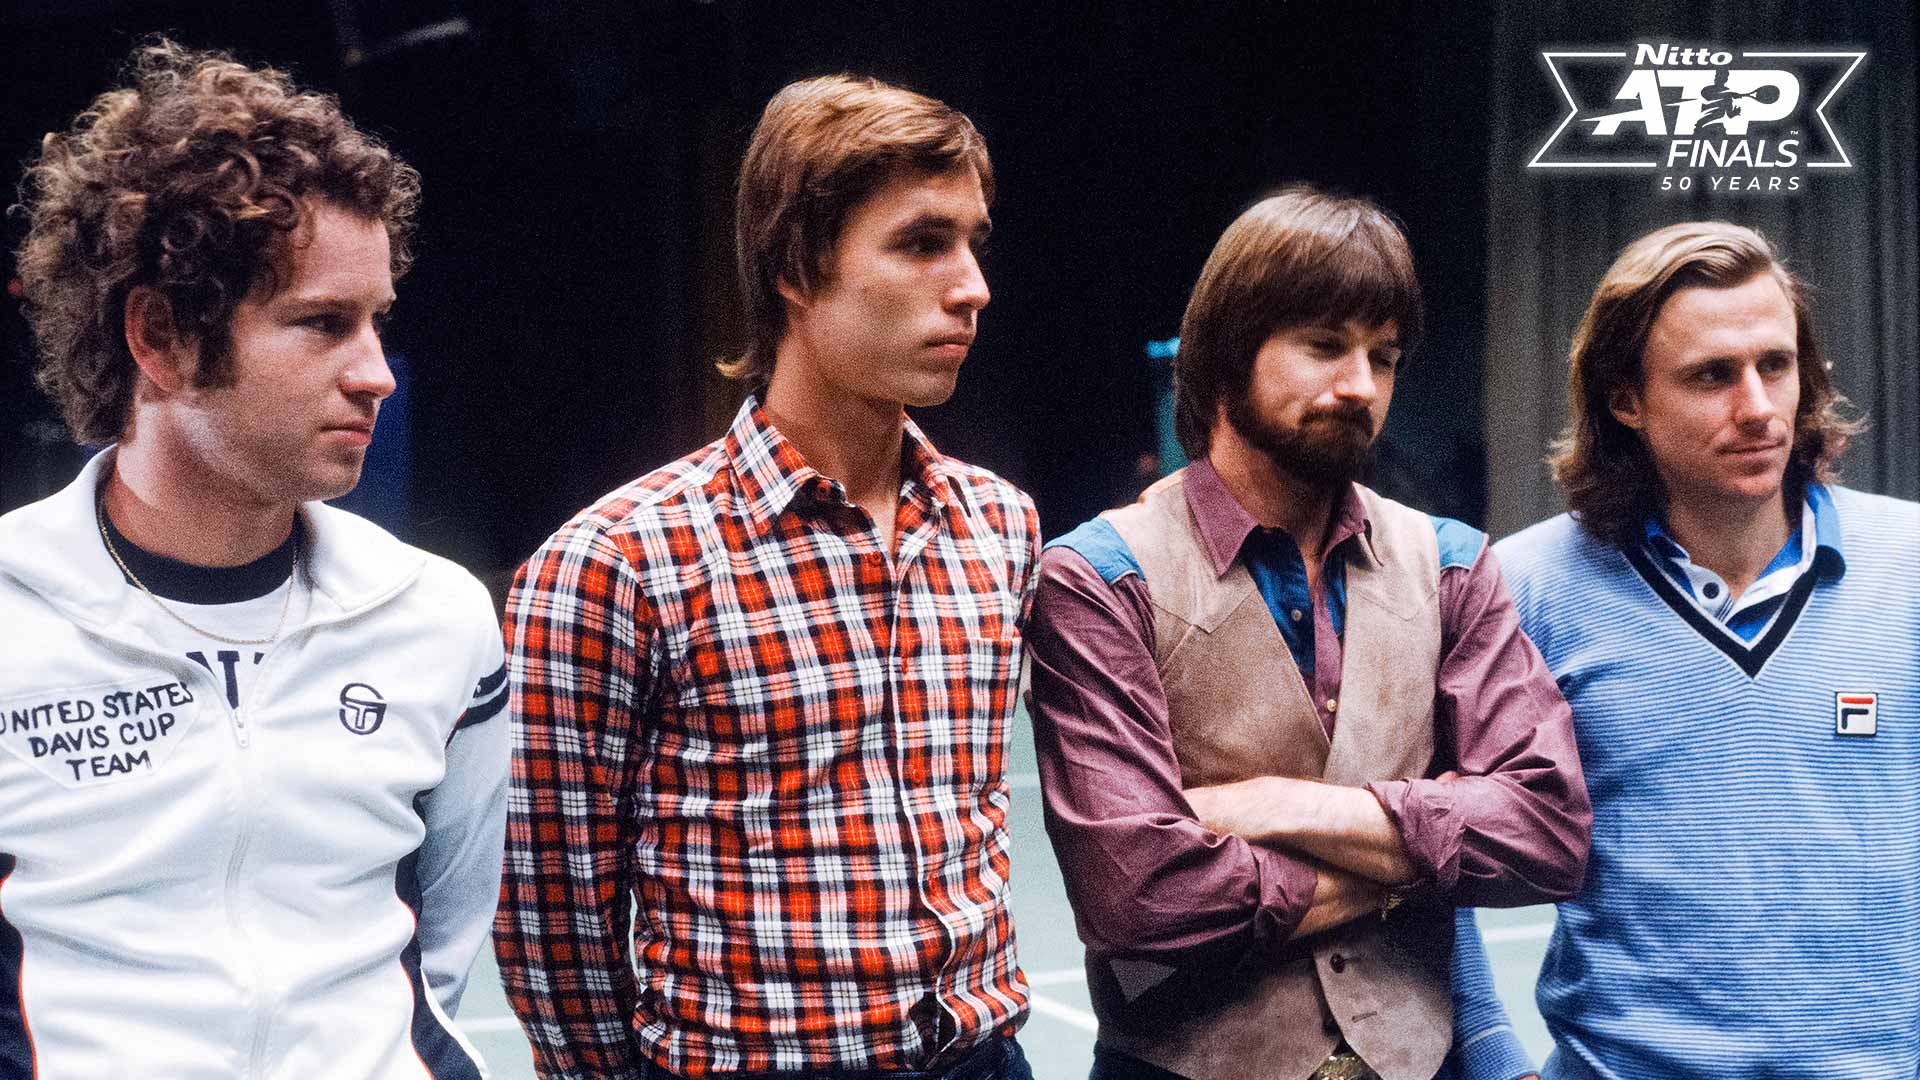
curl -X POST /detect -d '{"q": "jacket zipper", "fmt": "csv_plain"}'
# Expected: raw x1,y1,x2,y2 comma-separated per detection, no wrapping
222,717,266,1079
100,653,269,1075
64,574,416,1078
230,632,297,1080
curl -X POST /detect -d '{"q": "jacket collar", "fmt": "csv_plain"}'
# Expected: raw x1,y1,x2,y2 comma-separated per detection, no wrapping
0,448,427,637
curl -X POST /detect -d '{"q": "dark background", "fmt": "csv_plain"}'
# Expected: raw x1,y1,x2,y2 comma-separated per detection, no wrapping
4,1,1910,586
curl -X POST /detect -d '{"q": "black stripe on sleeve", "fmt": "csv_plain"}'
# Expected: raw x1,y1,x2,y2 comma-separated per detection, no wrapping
455,663,508,731
472,663,507,701
393,806,484,1080
0,853,35,1080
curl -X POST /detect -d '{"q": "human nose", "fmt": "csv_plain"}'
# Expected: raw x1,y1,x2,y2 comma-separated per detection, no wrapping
1730,366,1775,426
946,247,989,312
341,324,396,402
1330,348,1378,404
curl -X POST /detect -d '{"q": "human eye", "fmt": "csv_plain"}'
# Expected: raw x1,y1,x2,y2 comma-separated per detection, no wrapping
1759,353,1795,377
1689,362,1731,386
299,313,349,336
898,230,949,258
1370,348,1402,372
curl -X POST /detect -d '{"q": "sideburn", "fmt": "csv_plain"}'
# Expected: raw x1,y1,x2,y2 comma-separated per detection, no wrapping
188,324,237,390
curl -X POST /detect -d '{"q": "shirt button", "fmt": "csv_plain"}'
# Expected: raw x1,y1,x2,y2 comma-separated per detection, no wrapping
1290,609,1304,622
1703,582,1721,598
1326,699,1338,713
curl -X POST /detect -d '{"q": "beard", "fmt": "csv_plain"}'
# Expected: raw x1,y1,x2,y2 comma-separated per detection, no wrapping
1224,390,1376,491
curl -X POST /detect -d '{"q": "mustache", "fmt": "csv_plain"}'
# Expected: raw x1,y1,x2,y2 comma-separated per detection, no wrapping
1303,407,1373,431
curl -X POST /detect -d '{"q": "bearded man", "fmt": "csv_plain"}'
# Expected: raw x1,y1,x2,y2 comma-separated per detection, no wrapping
1025,186,1590,1080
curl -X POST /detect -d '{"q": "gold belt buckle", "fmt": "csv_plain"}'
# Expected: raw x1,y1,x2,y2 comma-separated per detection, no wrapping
1308,1047,1381,1080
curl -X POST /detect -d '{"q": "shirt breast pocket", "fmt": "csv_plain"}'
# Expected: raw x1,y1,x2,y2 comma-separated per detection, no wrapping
961,629,1020,694
942,626,1022,797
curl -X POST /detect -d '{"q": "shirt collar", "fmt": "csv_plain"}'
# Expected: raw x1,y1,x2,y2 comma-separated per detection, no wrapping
897,416,971,519
1181,458,1375,577
723,394,964,539
1805,482,1845,576
1642,482,1846,582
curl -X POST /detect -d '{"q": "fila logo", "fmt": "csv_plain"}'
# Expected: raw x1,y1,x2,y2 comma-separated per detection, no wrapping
339,683,387,736
1835,692,1877,737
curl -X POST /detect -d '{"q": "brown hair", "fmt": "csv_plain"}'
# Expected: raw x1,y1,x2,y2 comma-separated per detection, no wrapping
1172,185,1423,460
724,73,993,387
1549,221,1862,546
13,38,420,445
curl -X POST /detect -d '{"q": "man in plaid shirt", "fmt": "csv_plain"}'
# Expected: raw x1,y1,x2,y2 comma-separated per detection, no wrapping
497,75,1036,1080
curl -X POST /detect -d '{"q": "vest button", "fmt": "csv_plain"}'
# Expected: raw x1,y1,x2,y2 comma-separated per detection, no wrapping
1329,953,1347,973
1326,698,1338,714
1290,608,1304,622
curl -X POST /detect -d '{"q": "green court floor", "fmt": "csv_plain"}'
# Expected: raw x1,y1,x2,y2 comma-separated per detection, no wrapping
459,708,1558,1079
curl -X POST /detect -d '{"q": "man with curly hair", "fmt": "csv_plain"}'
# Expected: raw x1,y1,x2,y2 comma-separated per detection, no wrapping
1451,222,1920,1079
497,75,1038,1079
0,39,507,1078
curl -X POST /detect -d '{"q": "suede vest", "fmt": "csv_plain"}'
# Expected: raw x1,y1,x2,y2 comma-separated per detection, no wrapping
1092,470,1453,1080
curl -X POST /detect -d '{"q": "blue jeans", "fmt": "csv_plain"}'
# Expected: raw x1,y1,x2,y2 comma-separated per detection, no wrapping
638,1037,1033,1080
1088,1045,1191,1080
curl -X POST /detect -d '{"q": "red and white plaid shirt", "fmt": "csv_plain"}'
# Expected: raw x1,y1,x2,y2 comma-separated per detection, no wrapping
497,397,1037,1078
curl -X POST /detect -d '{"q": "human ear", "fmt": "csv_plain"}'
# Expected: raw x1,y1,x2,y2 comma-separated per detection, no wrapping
776,275,811,313
123,287,195,393
1608,385,1645,431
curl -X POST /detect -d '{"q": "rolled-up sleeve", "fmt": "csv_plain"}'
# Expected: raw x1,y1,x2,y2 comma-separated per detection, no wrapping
1367,543,1590,905
1027,544,1318,961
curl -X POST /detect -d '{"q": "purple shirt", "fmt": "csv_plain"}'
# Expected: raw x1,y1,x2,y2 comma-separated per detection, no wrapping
1026,462,1589,959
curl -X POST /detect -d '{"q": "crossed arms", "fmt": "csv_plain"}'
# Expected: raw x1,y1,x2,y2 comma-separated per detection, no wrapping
1025,539,1590,959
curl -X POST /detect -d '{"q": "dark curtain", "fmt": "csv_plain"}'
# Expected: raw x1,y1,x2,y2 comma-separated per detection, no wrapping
1482,1,1916,537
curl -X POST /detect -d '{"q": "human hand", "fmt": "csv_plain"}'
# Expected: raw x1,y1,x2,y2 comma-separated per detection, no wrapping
1287,863,1387,940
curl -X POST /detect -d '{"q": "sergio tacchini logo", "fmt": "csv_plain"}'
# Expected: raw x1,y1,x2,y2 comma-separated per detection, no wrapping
338,682,387,735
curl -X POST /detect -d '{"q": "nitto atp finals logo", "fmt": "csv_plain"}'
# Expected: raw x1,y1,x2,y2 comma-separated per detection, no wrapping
1529,43,1866,194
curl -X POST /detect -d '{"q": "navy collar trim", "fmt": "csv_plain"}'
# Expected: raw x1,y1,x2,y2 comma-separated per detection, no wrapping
103,511,299,605
1623,543,1819,679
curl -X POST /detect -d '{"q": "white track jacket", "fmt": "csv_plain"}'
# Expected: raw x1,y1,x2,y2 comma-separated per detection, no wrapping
0,451,508,1079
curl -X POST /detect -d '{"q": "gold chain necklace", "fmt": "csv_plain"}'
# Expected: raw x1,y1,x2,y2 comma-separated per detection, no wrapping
96,489,300,647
